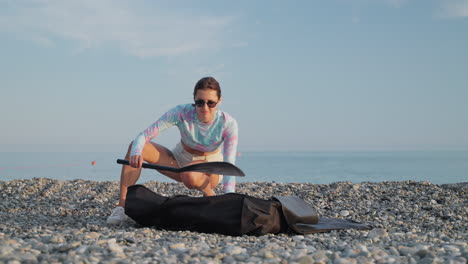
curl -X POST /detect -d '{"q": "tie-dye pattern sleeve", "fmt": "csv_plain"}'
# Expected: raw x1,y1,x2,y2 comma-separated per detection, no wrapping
222,117,239,193
130,106,182,156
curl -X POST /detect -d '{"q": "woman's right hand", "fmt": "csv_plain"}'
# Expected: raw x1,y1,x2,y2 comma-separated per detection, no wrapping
129,155,143,169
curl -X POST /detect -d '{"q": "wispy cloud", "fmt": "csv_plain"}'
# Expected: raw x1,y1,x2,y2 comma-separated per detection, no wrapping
0,0,239,58
436,0,468,18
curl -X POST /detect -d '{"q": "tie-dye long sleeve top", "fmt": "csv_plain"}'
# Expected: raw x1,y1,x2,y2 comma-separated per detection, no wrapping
130,104,239,193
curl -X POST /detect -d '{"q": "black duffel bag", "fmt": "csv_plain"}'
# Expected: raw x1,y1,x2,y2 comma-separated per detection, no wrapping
124,184,371,236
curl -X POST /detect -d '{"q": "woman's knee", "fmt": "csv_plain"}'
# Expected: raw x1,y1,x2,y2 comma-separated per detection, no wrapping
128,141,134,150
209,174,220,189
126,141,159,159
124,141,134,158
126,140,154,153
181,172,202,189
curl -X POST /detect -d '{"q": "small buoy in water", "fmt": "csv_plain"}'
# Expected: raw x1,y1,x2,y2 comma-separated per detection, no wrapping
91,161,97,166
237,152,242,157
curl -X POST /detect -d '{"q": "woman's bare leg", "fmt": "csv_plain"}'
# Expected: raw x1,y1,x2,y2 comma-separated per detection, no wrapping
180,160,220,196
118,141,180,206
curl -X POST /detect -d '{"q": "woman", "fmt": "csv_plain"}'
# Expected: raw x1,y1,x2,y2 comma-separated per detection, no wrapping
107,77,239,225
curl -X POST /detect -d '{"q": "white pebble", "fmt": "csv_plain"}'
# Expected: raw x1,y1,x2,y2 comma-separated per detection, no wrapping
340,210,350,217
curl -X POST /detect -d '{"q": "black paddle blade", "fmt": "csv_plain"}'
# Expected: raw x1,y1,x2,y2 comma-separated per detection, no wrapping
116,159,245,176
179,161,245,176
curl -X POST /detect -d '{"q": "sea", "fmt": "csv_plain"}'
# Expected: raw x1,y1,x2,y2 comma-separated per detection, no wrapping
0,151,467,184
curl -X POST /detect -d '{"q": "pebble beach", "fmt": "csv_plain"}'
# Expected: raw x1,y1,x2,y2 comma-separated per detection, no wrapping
0,178,466,264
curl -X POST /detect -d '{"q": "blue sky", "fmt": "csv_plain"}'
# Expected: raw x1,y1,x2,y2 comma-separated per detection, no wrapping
1,0,467,152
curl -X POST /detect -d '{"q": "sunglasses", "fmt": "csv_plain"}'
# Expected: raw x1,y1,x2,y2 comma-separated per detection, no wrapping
193,99,218,108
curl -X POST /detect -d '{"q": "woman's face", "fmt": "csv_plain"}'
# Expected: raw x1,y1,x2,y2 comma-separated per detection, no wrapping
194,89,221,123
